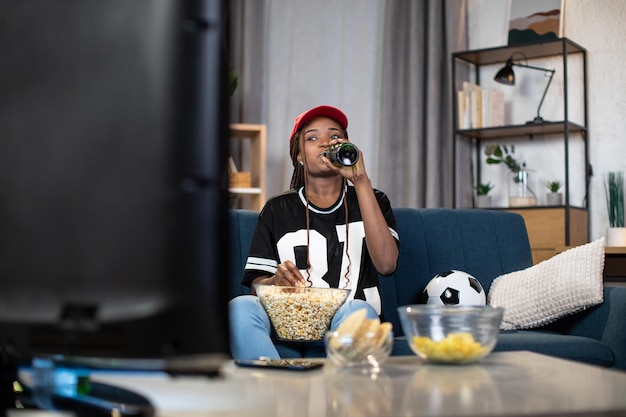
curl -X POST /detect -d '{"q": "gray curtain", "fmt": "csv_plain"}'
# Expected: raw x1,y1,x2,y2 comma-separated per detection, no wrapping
228,0,264,123
378,0,467,208
228,0,266,181
229,0,468,208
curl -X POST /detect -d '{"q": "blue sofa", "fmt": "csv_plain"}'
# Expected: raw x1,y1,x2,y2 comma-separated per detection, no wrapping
229,208,626,369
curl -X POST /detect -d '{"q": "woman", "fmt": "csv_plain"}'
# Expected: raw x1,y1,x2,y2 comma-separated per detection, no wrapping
229,105,399,359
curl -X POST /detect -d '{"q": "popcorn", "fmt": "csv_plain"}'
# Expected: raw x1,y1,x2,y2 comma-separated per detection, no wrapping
257,286,348,341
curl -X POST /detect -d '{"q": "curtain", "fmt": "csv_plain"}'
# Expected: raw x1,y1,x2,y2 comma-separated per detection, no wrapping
262,0,387,199
378,0,467,208
229,0,467,208
229,0,265,122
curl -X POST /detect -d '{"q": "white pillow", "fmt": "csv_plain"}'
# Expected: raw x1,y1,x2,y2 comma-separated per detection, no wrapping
488,238,605,330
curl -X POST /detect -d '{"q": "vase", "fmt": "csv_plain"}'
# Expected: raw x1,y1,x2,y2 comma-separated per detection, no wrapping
475,195,492,208
546,192,563,206
606,227,626,247
508,170,537,207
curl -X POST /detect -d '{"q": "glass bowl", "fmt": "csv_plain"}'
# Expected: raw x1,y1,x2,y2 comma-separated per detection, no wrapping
397,305,503,364
325,324,393,368
254,284,350,341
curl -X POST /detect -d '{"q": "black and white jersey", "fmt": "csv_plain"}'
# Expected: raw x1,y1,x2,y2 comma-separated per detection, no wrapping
242,184,399,315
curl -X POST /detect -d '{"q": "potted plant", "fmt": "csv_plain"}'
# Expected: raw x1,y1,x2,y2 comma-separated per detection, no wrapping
605,171,626,246
484,144,537,207
545,180,563,206
475,182,494,208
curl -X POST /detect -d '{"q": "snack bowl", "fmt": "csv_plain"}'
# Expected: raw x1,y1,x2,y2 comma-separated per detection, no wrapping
397,304,503,364
254,284,350,341
325,326,393,368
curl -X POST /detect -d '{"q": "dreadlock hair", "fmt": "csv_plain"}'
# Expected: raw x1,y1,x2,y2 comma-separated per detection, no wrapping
289,131,304,190
287,125,352,289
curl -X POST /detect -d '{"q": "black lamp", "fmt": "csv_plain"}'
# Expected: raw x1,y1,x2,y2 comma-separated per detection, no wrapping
494,53,556,124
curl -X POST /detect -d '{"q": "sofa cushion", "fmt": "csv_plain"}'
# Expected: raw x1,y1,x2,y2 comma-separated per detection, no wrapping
493,330,615,368
229,209,259,298
381,208,533,336
391,330,615,368
488,238,605,330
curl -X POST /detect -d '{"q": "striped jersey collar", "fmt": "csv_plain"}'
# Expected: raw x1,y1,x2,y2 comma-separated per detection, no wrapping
297,183,347,214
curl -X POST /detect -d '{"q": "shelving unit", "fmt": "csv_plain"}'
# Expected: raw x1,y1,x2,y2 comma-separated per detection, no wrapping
229,123,266,211
452,38,589,264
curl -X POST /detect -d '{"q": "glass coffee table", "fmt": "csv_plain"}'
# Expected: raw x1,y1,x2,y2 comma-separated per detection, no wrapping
88,351,626,416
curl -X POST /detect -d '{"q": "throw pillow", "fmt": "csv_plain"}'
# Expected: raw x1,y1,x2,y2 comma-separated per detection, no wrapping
488,238,605,330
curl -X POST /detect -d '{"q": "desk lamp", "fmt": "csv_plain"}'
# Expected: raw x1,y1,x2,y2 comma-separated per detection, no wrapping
494,53,556,124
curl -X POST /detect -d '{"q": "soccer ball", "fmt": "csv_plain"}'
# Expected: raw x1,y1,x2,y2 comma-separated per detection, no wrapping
421,270,486,306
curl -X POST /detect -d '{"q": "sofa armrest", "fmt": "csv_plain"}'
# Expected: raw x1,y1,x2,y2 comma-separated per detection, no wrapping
545,286,626,370
229,209,259,298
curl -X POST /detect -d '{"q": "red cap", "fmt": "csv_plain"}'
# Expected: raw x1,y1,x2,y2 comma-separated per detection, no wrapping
290,105,348,140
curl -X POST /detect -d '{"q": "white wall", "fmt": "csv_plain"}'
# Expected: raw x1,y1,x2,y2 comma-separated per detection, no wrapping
467,0,626,241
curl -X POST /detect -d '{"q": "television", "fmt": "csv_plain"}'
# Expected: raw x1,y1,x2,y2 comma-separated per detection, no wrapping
0,0,231,414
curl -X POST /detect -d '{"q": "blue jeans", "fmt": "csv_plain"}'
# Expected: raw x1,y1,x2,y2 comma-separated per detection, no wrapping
229,295,379,360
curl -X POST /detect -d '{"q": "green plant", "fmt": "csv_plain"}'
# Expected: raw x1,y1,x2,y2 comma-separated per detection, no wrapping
229,68,238,97
484,144,536,200
604,171,625,228
475,182,495,196
484,144,526,173
546,180,562,193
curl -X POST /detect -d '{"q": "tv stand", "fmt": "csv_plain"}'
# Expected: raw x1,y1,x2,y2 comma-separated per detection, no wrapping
1,352,154,417
15,380,155,417
1,344,19,414
2,353,226,416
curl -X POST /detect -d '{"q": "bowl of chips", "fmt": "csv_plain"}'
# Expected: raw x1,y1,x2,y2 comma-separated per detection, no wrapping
254,284,350,341
325,309,393,368
397,305,503,364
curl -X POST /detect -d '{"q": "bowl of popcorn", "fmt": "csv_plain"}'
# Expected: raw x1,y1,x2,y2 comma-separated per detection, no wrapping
325,309,394,368
254,284,351,341
397,305,503,364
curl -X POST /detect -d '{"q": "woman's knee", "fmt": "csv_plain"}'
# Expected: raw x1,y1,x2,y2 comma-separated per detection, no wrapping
230,294,257,308
230,295,261,320
343,299,378,318
331,299,378,329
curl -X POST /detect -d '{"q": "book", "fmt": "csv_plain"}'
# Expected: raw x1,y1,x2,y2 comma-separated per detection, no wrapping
457,90,470,129
461,82,482,129
457,83,505,129
489,89,505,127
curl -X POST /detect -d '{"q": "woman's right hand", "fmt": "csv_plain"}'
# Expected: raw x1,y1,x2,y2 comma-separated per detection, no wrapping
272,260,307,287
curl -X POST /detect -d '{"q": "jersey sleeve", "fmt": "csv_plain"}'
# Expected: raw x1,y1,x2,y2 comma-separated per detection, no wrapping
374,189,399,243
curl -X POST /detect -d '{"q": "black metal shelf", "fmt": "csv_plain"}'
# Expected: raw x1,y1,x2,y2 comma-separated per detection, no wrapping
453,38,586,66
451,38,589,247
455,121,587,140
485,205,587,211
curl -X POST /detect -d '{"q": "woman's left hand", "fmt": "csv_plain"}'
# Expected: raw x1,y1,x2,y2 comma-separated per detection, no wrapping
321,140,368,184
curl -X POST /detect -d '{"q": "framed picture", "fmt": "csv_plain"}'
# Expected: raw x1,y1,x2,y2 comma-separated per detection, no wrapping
508,0,563,45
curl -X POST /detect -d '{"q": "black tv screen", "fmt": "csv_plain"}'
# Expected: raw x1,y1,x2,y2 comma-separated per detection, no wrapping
0,0,230,363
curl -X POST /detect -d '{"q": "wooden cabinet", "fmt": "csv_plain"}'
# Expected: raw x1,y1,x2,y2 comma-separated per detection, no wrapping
452,38,590,263
229,123,266,211
603,247,626,284
505,207,588,264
